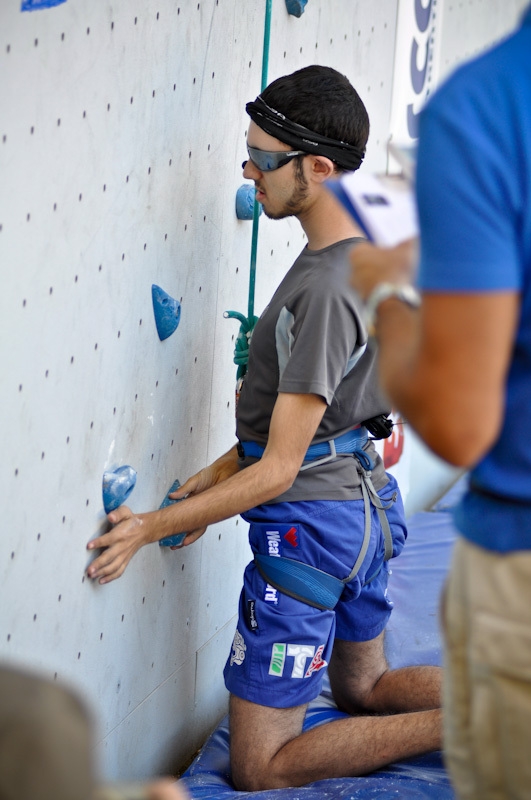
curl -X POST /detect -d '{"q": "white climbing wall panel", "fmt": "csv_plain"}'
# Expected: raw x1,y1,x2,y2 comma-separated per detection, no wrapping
0,0,526,782
437,0,528,82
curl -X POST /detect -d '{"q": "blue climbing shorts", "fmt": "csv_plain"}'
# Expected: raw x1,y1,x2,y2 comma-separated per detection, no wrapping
223,473,407,709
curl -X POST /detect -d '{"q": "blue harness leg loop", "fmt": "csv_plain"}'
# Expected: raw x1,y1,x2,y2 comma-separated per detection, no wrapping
254,553,345,611
249,435,397,610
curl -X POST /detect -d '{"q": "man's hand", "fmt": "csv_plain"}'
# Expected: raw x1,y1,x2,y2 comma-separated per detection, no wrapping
167,446,242,548
94,778,189,799
144,779,189,800
87,506,152,584
350,239,418,301
85,395,326,586
86,446,242,582
170,445,241,501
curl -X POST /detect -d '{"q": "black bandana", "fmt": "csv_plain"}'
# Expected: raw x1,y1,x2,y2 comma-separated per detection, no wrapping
246,95,365,172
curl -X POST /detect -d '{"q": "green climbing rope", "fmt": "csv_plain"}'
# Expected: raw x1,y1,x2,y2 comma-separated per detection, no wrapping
226,0,273,380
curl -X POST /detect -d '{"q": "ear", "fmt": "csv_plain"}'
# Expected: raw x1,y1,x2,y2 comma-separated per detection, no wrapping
307,155,337,183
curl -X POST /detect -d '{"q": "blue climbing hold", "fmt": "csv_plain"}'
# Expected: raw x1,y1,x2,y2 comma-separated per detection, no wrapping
235,185,262,220
159,479,187,547
21,0,67,10
102,465,137,514
152,285,181,341
285,0,308,16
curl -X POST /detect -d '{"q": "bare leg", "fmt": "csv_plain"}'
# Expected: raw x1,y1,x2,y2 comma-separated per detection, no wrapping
230,633,442,790
328,633,442,714
229,694,441,790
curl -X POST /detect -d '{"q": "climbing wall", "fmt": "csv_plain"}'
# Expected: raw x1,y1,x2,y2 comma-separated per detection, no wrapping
437,0,527,81
0,0,524,783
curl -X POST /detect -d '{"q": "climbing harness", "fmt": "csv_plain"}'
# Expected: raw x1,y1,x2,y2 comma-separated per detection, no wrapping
250,444,397,610
239,426,368,469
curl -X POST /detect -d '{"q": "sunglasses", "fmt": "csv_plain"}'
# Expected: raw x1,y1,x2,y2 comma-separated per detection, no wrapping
244,146,306,172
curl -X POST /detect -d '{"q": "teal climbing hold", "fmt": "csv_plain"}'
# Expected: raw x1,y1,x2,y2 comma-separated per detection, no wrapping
158,479,187,547
102,465,137,514
285,0,308,16
152,285,181,341
236,185,262,220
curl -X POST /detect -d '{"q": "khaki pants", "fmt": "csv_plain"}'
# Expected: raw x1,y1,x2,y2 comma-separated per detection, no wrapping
443,538,531,800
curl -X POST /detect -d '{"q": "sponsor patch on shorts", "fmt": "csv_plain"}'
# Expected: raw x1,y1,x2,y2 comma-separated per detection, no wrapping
263,582,280,605
268,642,328,678
246,599,258,632
229,630,246,666
264,525,301,556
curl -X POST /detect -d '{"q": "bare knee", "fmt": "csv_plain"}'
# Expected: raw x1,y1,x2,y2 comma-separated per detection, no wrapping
328,636,389,714
231,758,286,792
229,694,307,791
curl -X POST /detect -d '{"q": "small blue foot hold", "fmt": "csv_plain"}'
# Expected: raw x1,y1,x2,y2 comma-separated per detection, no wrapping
285,0,308,16
159,479,187,547
235,185,262,220
102,465,137,514
152,285,181,341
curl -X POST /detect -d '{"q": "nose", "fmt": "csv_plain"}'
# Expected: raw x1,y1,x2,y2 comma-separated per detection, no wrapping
242,158,261,180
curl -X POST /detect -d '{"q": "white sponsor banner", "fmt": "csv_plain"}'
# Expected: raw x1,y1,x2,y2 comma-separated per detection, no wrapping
389,0,443,151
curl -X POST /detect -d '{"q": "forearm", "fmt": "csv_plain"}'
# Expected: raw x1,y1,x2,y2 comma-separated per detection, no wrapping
87,393,326,583
138,452,294,544
374,298,424,416
374,296,509,466
374,298,469,462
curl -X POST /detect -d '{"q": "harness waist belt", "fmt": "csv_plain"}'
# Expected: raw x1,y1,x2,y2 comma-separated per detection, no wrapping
240,426,368,461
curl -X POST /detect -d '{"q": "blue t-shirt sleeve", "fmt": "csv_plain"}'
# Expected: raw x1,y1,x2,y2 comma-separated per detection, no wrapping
416,69,522,293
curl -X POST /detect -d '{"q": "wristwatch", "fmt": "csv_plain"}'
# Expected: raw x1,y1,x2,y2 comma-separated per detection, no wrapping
364,282,421,336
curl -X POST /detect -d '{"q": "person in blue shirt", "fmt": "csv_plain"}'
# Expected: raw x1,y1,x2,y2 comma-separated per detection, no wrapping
351,6,531,799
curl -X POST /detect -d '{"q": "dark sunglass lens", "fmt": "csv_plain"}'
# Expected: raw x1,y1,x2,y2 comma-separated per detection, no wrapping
248,147,278,171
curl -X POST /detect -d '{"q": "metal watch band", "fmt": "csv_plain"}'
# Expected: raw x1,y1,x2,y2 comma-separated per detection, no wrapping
364,282,421,335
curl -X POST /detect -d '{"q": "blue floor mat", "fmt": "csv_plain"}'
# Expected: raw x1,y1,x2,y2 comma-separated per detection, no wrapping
181,485,461,799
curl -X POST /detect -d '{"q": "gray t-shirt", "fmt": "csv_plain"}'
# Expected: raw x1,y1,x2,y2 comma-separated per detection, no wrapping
236,238,390,502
